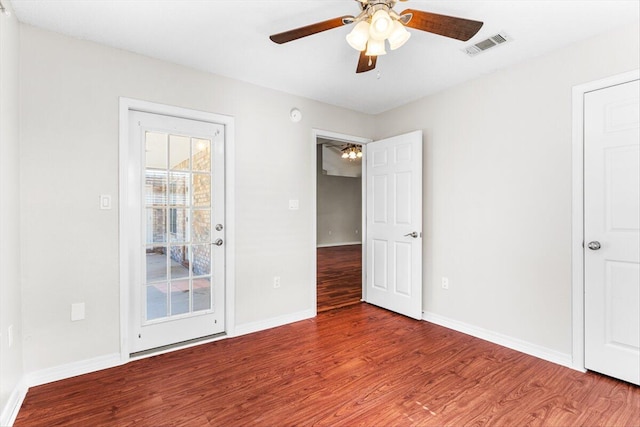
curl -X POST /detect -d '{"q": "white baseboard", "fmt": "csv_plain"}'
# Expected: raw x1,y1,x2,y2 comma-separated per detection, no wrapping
1,378,28,427
316,241,361,248
15,308,315,392
422,311,575,370
233,308,315,337
26,353,123,388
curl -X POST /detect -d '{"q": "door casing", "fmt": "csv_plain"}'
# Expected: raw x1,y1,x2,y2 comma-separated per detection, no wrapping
571,69,640,372
119,98,235,361
312,129,371,310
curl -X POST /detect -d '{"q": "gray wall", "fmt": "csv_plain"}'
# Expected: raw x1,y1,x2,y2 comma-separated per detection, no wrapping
316,145,362,247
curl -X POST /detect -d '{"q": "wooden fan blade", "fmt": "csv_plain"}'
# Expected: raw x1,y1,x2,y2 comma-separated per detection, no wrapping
401,9,483,41
356,50,377,73
270,16,352,44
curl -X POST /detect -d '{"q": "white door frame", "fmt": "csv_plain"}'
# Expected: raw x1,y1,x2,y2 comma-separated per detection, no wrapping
311,129,372,311
571,69,639,372
119,98,235,361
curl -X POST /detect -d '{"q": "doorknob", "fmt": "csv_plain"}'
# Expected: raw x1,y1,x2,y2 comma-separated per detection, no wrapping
212,238,224,246
587,241,601,250
404,231,419,238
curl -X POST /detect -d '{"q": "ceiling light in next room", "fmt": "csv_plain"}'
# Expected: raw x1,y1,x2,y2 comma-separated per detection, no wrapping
341,144,363,161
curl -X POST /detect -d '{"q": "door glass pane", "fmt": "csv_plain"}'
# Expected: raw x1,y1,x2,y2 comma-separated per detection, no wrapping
147,284,168,320
191,244,211,276
169,135,190,171
169,172,189,206
145,132,167,169
147,208,166,244
143,128,214,323
192,138,211,172
170,245,190,279
193,277,211,311
145,170,167,206
193,174,210,207
146,246,167,282
169,208,188,243
170,280,190,316
192,209,210,243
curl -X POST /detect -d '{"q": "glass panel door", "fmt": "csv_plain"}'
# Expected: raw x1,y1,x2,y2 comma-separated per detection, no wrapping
128,110,225,354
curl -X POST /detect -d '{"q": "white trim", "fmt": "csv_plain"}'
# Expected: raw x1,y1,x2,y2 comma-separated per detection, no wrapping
316,241,362,248
570,69,639,372
312,129,372,307
423,312,574,369
26,353,123,388
233,308,315,337
0,378,28,427
129,334,229,362
118,97,235,360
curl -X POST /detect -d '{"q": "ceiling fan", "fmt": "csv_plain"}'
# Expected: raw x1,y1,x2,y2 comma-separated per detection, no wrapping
269,0,483,74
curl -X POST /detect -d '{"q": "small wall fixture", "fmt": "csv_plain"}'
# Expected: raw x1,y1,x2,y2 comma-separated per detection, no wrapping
289,108,302,123
0,0,11,16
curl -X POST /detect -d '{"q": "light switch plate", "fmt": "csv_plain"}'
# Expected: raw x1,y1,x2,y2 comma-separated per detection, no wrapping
289,199,299,210
100,195,112,210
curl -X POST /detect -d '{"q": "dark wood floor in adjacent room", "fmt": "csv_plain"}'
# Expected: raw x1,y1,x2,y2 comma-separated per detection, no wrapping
15,304,639,427
317,244,361,312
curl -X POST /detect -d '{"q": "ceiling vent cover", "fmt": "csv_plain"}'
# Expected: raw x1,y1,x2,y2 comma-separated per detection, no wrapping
463,32,511,57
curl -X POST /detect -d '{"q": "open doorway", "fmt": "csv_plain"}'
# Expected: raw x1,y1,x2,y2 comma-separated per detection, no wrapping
316,138,363,312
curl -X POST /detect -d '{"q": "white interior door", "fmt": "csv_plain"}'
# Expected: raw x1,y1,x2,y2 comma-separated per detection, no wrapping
365,131,423,319
127,110,226,353
584,79,640,385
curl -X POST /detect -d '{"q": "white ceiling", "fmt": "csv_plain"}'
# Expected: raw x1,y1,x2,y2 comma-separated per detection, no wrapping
10,0,639,114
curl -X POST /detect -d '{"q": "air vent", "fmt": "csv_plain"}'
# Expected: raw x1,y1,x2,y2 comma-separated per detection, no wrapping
463,32,511,57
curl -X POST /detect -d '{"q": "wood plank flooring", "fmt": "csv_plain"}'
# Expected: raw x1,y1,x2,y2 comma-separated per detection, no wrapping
16,304,640,427
317,244,361,313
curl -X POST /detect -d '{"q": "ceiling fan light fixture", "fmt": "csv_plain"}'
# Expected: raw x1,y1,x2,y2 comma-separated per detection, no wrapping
365,38,386,56
341,144,363,161
388,20,411,50
369,9,393,41
346,20,370,51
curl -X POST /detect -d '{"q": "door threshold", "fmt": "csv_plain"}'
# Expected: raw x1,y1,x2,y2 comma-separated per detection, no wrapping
130,332,228,360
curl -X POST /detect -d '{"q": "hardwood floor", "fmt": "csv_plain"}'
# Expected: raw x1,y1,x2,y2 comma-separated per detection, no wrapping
317,244,361,313
16,304,639,427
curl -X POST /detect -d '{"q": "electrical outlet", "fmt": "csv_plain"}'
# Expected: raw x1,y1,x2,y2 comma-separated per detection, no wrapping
441,277,449,290
71,302,85,321
273,276,281,288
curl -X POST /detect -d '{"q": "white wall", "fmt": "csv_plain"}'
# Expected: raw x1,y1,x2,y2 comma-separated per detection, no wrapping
0,2,24,424
18,25,374,374
375,23,640,356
